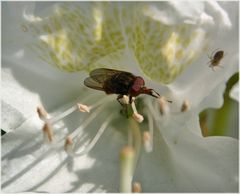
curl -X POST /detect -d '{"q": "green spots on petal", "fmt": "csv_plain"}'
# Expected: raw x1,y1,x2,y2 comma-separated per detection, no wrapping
25,2,208,84
93,7,103,42
25,3,128,72
129,9,207,83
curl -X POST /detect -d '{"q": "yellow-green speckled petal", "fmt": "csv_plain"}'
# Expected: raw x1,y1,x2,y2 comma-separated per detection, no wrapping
23,2,210,84
124,4,209,84
24,2,126,72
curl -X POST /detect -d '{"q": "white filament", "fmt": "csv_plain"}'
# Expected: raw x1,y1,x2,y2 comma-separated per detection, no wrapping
68,113,116,157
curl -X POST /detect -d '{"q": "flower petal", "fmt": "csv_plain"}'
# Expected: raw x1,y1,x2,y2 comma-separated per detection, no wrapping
136,112,238,192
1,111,127,192
168,1,238,112
229,81,239,102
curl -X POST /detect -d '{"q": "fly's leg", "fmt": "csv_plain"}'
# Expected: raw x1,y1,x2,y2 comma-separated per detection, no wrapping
117,95,132,118
129,96,133,104
117,94,127,116
117,94,124,106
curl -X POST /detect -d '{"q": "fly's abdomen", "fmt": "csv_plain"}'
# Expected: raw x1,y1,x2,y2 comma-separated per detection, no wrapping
103,72,134,95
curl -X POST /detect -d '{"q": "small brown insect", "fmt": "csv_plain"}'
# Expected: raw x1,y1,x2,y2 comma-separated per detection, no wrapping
84,68,165,104
207,49,224,70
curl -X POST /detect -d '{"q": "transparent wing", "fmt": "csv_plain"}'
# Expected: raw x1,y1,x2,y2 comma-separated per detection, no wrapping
89,68,124,83
84,77,105,91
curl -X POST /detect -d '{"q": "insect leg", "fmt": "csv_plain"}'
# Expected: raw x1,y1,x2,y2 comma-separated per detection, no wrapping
206,59,212,65
151,89,160,98
210,48,220,56
129,96,133,104
117,94,124,106
207,54,212,60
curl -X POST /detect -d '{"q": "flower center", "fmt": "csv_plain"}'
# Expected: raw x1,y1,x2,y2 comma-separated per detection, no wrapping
36,88,191,192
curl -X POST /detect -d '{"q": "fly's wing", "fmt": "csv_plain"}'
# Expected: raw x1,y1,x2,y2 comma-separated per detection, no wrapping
89,68,126,83
84,77,105,91
84,68,134,92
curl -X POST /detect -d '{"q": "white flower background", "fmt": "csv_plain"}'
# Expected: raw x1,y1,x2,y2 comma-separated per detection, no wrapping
1,1,239,193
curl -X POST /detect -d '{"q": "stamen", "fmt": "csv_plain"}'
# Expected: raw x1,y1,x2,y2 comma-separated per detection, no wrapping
69,105,106,139
131,101,144,123
119,146,135,193
158,97,169,116
118,95,136,105
143,131,152,153
47,104,78,124
128,119,142,175
77,103,90,113
132,113,144,123
89,95,112,110
45,96,110,124
145,98,165,124
42,123,53,142
181,99,190,112
64,136,74,156
37,106,48,121
145,109,154,152
131,101,137,113
133,182,142,193
66,111,116,157
122,95,130,104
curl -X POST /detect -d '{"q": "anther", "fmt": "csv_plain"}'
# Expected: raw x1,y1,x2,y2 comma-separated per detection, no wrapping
64,136,74,156
133,182,142,193
48,102,90,124
42,123,53,142
122,95,130,104
77,103,90,113
181,100,190,112
37,106,48,121
143,131,152,153
131,101,144,123
158,97,169,116
132,113,144,123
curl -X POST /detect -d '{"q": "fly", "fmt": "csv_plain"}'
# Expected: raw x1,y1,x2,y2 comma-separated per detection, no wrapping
84,68,167,104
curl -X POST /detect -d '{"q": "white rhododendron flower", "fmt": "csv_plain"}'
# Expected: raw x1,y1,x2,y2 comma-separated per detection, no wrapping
1,1,239,193
230,81,239,102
